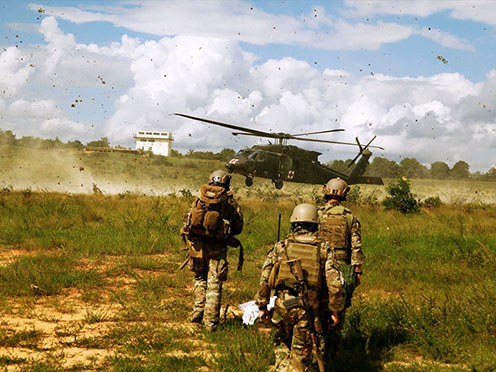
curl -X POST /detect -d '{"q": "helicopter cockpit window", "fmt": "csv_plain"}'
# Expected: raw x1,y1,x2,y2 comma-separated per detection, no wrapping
248,151,260,160
235,149,250,157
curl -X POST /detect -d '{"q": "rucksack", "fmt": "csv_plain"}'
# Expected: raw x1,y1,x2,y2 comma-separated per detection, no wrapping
187,184,229,238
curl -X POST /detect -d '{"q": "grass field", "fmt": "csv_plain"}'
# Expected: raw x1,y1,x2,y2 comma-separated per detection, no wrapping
0,147,495,371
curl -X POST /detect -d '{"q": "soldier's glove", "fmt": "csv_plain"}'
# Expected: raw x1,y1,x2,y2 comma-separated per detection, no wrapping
329,311,339,327
355,271,362,286
258,308,271,323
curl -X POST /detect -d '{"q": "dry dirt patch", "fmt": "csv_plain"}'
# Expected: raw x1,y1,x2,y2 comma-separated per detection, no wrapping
0,290,119,370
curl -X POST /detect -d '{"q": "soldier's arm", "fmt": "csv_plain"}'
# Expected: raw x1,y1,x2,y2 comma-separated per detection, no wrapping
180,201,196,235
228,197,244,235
254,246,277,308
350,216,364,267
325,250,345,313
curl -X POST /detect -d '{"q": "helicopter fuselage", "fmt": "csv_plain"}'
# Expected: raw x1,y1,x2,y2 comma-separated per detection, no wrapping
225,144,383,188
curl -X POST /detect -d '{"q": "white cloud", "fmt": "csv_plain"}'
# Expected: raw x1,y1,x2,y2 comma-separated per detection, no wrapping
344,0,496,27
40,16,77,74
2,99,93,140
29,1,473,51
0,47,35,97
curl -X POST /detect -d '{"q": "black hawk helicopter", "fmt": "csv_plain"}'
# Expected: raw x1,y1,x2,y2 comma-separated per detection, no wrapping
175,113,384,189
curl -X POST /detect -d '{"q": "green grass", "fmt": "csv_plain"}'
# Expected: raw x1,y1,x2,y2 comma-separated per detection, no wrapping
0,188,494,371
0,253,102,297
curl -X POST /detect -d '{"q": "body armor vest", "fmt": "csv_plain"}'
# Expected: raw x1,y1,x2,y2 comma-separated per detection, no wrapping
273,234,321,290
319,205,353,265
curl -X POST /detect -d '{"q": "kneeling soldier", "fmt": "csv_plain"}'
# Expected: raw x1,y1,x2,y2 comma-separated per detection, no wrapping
255,204,344,372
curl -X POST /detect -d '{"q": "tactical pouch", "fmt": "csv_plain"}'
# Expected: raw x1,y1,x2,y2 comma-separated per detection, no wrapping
203,210,221,232
283,296,304,310
190,203,205,229
188,239,203,259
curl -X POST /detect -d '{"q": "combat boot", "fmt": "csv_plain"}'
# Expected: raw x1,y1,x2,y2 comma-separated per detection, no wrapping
190,310,204,324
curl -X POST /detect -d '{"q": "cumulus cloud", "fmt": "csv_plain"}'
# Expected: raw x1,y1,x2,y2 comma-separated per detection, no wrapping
0,47,35,97
28,1,473,51
2,99,93,140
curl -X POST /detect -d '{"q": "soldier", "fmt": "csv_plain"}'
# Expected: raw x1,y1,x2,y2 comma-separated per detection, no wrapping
181,169,243,331
255,203,343,372
318,177,363,361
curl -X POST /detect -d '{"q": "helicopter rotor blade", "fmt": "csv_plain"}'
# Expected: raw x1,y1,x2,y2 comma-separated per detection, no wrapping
174,112,384,150
348,136,380,168
231,132,283,139
292,136,384,149
291,128,345,136
356,137,363,152
174,113,277,138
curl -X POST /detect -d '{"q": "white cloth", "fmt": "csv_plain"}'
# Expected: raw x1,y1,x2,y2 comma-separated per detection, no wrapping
238,296,276,325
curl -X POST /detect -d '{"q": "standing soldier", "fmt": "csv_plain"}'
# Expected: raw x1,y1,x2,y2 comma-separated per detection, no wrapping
181,169,243,331
318,177,363,361
255,203,343,372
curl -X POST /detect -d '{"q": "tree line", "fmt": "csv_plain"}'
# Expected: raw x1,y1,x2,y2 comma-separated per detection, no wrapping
1,129,494,181
329,156,496,181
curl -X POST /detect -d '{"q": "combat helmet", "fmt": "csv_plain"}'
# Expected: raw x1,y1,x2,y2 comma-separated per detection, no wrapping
208,169,231,189
290,203,318,232
324,177,350,200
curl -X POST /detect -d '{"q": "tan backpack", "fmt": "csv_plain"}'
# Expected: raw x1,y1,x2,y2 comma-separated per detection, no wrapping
187,184,229,238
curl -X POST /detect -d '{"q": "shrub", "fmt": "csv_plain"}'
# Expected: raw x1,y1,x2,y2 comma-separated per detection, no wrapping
383,177,420,213
422,195,442,209
346,185,362,205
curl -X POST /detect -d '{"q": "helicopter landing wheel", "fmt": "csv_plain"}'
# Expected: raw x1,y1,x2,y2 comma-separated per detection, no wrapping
245,177,253,187
274,179,283,189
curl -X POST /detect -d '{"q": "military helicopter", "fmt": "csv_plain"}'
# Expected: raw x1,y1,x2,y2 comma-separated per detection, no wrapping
175,113,384,189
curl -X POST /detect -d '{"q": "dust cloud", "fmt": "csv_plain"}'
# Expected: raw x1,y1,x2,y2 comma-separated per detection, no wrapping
0,147,185,195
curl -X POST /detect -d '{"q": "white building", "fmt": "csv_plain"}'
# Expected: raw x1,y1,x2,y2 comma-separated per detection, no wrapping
134,131,173,156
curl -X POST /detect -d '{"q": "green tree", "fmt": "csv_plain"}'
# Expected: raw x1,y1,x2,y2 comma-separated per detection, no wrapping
483,167,496,181
87,137,110,148
328,159,352,174
450,160,470,179
430,161,450,179
218,148,236,161
0,130,17,146
366,157,401,178
400,158,428,178
66,140,85,150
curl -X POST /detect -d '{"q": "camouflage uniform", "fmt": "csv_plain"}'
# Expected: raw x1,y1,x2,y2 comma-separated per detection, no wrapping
255,229,344,372
183,189,243,330
317,200,363,362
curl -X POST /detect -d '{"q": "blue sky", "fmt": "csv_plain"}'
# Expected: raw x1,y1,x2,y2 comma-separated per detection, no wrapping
0,0,495,170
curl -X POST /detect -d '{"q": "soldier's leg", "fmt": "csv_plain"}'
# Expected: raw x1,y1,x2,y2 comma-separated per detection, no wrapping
324,310,345,364
274,320,292,371
204,255,228,331
191,258,208,323
273,299,294,372
289,309,313,372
